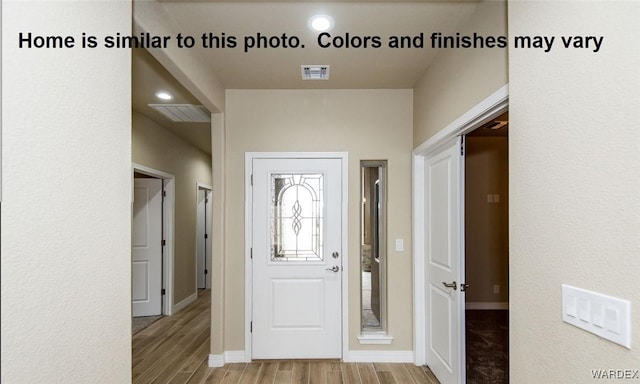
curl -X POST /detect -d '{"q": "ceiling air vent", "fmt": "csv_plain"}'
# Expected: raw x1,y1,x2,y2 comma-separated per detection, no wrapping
148,104,211,123
301,65,330,80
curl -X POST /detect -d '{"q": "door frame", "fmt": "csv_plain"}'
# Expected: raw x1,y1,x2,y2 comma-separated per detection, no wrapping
133,163,176,316
195,183,213,291
412,85,508,371
244,152,349,362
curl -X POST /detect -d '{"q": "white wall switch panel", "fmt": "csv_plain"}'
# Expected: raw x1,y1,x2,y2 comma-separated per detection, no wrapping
395,239,404,252
562,284,631,349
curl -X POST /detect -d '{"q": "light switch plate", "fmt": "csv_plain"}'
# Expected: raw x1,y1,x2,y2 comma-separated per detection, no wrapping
562,284,631,349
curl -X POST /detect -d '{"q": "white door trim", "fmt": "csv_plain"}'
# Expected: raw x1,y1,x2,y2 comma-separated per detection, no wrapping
412,85,508,368
133,162,176,316
244,152,349,362
196,183,213,291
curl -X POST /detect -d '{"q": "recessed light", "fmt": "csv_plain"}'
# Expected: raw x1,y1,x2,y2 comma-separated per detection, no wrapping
308,15,334,32
155,91,172,101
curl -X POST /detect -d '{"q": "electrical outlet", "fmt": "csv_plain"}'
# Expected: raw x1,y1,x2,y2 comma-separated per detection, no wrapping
493,284,500,294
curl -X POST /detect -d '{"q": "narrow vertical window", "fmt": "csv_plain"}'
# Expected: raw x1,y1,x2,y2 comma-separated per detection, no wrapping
360,161,387,333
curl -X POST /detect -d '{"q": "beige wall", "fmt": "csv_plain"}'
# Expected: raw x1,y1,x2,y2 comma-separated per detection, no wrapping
465,137,509,304
223,89,414,351
132,112,213,304
413,0,508,147
0,1,132,382
509,2,640,382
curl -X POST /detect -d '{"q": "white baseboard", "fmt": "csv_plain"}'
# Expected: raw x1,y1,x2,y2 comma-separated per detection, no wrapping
208,351,248,367
208,354,224,368
172,292,197,314
224,350,247,363
346,350,414,363
466,302,509,310
210,350,413,365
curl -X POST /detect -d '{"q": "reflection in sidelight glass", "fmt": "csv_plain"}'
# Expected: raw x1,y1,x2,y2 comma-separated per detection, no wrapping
361,161,387,331
270,173,324,262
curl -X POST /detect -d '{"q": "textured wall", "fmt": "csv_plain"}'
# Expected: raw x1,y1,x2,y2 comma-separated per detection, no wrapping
1,1,132,382
509,1,640,382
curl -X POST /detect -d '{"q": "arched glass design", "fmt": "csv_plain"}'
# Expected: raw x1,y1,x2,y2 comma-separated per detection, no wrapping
270,174,324,261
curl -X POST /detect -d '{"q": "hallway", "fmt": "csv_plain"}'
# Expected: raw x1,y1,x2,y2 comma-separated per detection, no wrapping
132,290,441,383
132,290,211,383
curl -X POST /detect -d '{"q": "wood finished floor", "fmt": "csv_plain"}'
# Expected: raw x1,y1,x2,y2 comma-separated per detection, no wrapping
132,290,440,384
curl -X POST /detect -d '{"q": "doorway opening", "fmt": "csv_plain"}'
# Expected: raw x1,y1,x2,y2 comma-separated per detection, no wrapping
132,163,176,324
464,112,509,384
196,184,213,292
412,85,508,383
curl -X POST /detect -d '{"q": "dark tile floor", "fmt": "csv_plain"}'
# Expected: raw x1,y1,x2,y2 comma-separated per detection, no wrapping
466,310,509,384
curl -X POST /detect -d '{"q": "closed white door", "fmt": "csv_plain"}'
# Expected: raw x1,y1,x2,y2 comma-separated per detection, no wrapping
251,157,343,359
425,138,465,384
132,178,163,317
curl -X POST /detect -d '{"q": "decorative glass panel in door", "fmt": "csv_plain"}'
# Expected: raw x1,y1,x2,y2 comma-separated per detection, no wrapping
270,174,324,261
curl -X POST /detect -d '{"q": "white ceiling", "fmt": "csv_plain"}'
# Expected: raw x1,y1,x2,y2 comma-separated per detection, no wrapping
132,1,481,154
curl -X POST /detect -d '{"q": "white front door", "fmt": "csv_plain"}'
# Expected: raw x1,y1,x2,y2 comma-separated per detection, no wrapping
425,138,465,384
251,157,343,359
132,178,163,317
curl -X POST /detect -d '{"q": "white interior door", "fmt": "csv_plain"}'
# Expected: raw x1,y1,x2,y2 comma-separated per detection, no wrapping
425,138,465,384
252,157,343,359
132,178,163,317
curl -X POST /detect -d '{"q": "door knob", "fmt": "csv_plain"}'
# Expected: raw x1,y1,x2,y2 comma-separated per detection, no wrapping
442,281,457,290
460,283,470,292
332,251,340,259
326,265,340,272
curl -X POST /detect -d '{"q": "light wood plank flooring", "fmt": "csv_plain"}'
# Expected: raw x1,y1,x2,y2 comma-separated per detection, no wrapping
133,290,440,384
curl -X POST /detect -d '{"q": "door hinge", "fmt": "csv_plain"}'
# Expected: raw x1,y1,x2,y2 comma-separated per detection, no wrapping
204,269,208,275
250,248,253,259
250,174,253,186
204,234,208,239
162,239,166,246
161,288,166,295
162,190,167,198
461,136,465,156
250,321,253,333
205,198,209,204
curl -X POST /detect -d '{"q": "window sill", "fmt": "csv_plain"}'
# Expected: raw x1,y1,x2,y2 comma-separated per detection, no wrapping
357,332,394,345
